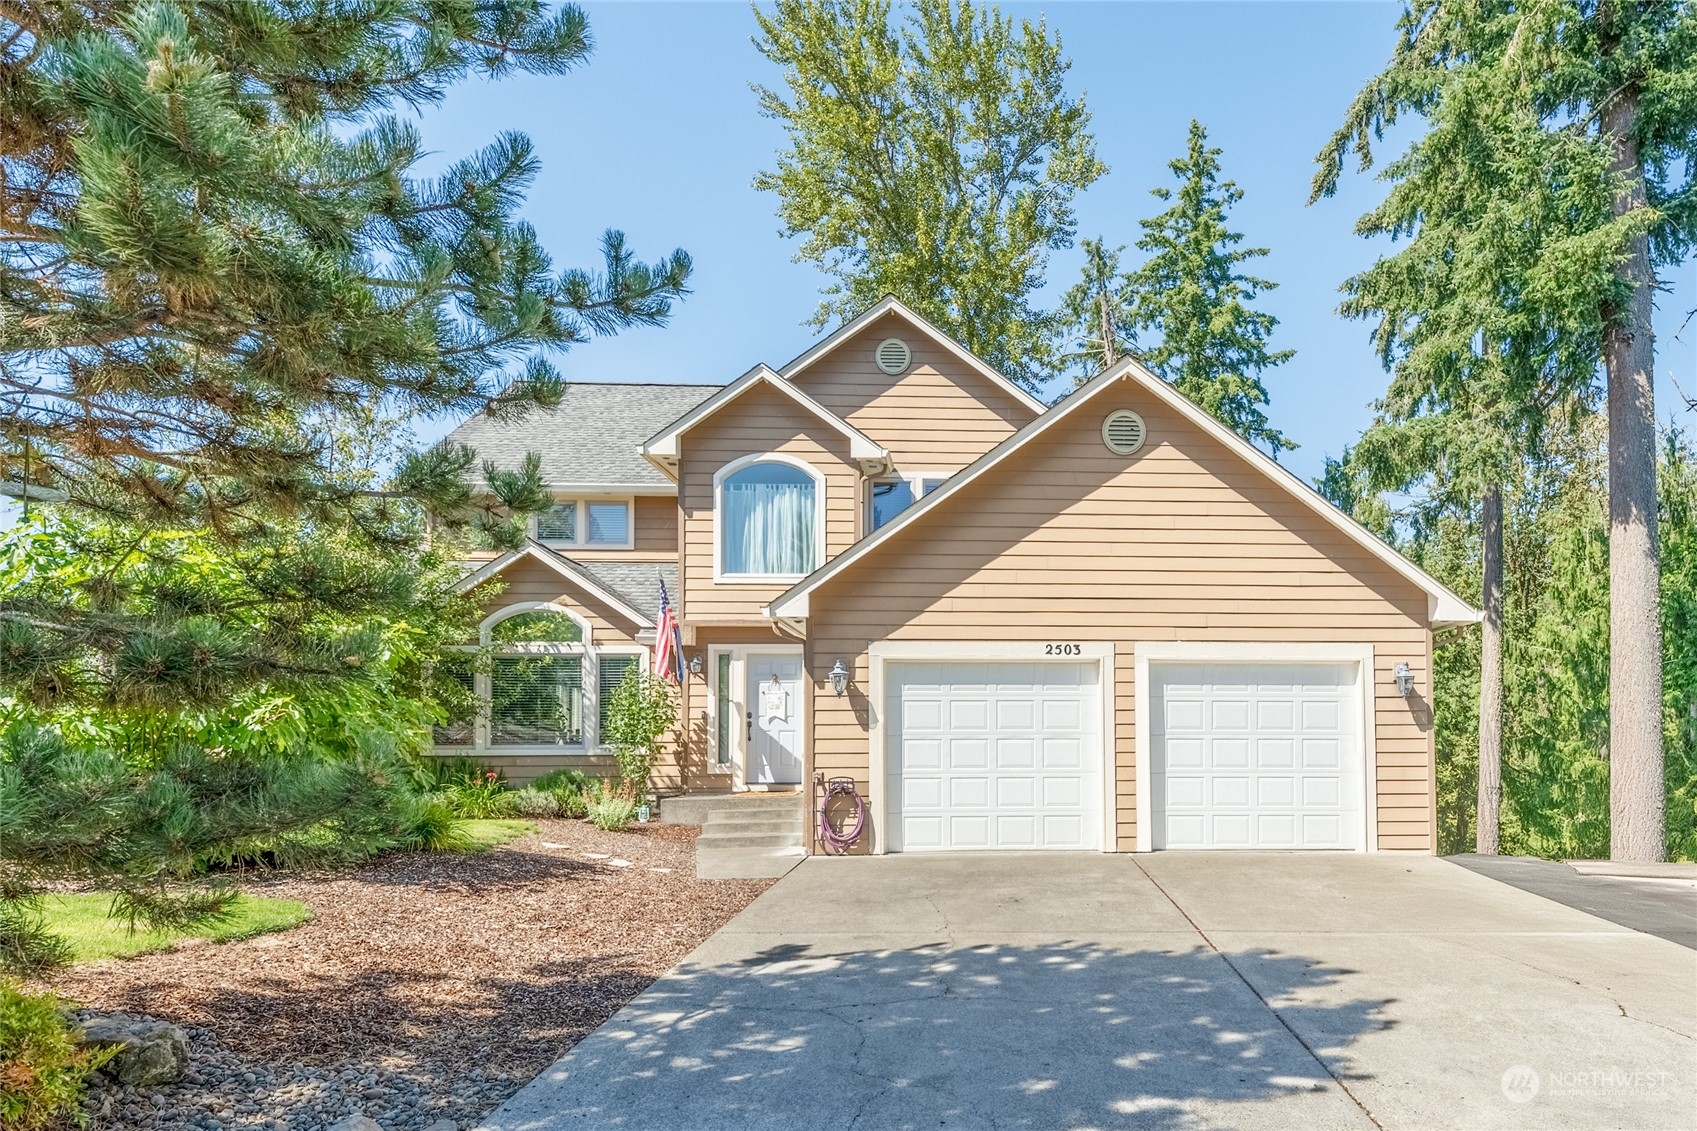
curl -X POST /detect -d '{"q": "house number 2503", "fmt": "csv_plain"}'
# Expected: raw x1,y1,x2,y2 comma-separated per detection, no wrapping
1045,643,1083,656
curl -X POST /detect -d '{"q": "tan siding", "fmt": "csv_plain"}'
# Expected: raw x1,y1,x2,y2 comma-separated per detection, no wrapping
803,379,1437,854
678,382,862,623
792,311,1036,474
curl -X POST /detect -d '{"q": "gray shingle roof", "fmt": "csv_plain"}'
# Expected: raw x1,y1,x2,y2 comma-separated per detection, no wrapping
573,560,680,624
443,382,721,488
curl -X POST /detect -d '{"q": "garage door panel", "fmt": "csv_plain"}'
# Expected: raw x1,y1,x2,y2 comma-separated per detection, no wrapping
1152,661,1363,851
888,660,1101,852
903,738,943,770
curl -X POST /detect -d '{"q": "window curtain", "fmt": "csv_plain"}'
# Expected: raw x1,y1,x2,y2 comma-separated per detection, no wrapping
723,469,816,575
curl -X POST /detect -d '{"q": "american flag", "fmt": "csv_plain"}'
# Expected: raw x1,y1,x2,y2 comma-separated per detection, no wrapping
654,579,684,682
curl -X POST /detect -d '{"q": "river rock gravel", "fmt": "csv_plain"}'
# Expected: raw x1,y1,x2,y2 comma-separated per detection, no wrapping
47,820,772,1130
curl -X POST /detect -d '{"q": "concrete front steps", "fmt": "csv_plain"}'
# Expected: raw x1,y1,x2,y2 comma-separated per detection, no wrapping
660,792,806,880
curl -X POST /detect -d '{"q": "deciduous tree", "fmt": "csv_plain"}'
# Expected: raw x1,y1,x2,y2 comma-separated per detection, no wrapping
753,0,1104,388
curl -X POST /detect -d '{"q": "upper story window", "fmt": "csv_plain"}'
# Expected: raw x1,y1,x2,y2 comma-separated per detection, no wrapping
534,498,633,549
718,457,821,580
870,472,947,530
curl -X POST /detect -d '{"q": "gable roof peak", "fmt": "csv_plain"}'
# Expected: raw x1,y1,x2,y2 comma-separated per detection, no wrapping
641,361,889,471
778,296,1049,417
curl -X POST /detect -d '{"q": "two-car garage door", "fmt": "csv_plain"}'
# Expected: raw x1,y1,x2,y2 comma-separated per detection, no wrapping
883,655,1367,853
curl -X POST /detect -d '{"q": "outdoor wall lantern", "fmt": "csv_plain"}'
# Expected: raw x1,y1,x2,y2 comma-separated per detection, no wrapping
1394,662,1415,698
687,653,704,676
829,659,851,698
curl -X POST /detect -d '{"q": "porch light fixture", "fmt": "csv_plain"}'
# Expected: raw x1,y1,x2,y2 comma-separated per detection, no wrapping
688,653,704,675
829,659,851,698
1394,662,1415,698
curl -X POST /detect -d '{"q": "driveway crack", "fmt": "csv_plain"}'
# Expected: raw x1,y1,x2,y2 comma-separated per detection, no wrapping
1131,857,1387,1131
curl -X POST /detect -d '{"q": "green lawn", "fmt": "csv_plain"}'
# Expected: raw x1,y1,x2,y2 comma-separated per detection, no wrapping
44,892,312,963
456,818,537,850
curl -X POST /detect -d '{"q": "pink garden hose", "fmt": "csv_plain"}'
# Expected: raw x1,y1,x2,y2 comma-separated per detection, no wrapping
814,774,866,854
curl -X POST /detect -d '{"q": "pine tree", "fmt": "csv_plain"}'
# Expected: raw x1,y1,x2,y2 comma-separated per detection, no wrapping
1125,121,1294,456
753,0,1105,388
0,0,691,966
1313,0,1697,862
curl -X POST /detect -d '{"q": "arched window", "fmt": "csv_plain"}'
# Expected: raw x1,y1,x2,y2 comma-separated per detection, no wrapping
718,457,821,578
433,603,643,753
483,606,588,747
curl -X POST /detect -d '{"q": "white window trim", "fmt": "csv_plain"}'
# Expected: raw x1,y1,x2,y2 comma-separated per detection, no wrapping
867,470,950,533
707,643,807,791
866,641,1117,856
713,453,826,585
432,602,653,757
532,495,636,551
1132,642,1379,854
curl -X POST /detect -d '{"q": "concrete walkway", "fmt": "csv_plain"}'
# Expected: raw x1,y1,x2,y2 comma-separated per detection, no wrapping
477,853,1697,1131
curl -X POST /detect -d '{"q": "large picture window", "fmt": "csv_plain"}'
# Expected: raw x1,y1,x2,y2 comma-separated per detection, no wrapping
719,459,819,577
433,604,646,754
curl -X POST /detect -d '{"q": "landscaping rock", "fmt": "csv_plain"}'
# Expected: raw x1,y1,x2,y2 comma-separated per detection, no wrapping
423,1121,458,1131
327,1118,383,1131
79,1014,190,1086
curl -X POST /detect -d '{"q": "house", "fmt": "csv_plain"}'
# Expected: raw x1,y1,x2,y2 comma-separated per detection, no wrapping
439,297,1479,855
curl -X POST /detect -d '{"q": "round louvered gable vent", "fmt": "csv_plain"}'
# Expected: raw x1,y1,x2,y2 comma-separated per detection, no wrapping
874,337,911,374
1101,409,1147,455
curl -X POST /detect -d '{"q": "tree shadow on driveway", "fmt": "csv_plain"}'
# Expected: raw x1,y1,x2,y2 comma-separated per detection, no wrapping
483,938,1394,1131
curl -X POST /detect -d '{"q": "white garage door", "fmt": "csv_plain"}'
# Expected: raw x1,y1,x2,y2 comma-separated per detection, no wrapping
1152,662,1364,850
887,661,1101,851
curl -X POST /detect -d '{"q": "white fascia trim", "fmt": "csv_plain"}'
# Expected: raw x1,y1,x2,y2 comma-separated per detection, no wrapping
641,364,888,463
546,483,677,497
866,641,1117,855
771,356,1480,628
777,295,1049,417
452,541,652,629
1133,642,1378,854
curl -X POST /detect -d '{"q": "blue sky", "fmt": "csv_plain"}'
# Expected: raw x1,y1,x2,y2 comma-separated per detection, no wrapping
400,1,1697,487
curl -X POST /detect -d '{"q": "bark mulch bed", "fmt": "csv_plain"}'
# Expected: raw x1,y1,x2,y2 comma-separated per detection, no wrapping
52,820,773,1128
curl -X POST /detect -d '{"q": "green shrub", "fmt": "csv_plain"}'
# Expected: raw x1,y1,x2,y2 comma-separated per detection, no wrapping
442,770,515,818
585,780,639,831
408,755,487,793
507,788,562,818
601,671,677,798
557,786,588,819
0,982,114,1131
530,768,590,817
395,797,471,852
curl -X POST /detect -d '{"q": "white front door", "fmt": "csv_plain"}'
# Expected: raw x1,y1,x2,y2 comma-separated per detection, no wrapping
1151,662,1364,850
746,653,804,785
886,661,1102,851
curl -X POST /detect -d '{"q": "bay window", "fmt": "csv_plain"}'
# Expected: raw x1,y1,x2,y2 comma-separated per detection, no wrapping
718,458,821,578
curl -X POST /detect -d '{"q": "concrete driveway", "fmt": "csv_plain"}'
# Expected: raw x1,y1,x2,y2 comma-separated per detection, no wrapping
478,853,1696,1131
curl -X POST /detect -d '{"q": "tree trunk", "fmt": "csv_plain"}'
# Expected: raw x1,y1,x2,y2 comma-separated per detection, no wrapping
1477,483,1503,855
1098,290,1120,369
1601,83,1665,863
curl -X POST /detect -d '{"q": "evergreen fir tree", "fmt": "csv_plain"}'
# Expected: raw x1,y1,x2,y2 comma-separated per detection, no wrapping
1056,237,1135,385
1313,0,1697,861
1125,121,1294,456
